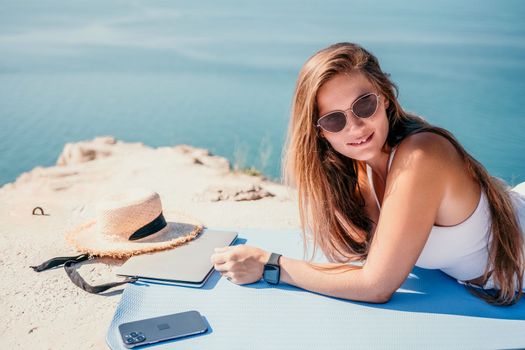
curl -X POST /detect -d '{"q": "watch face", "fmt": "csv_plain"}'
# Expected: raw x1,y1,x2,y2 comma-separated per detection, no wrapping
264,265,279,284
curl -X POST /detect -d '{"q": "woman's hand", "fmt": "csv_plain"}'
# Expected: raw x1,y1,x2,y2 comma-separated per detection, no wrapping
210,245,271,285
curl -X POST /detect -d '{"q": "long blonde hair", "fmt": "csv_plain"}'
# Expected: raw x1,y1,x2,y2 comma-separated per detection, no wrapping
282,42,524,305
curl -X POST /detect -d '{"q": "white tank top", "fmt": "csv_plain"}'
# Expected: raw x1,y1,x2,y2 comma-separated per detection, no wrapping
365,147,525,289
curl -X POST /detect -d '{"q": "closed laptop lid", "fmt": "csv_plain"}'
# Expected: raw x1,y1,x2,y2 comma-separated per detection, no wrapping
116,229,238,285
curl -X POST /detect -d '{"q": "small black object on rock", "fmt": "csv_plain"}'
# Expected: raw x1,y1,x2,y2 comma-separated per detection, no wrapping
32,207,49,216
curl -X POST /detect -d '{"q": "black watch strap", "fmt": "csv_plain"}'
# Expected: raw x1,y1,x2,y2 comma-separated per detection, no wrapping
263,253,282,285
267,252,282,266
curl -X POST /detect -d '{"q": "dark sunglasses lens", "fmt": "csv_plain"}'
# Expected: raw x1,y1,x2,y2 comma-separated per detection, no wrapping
319,112,346,132
353,94,378,118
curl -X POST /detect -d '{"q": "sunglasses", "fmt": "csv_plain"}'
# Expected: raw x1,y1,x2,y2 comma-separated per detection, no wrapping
316,92,380,133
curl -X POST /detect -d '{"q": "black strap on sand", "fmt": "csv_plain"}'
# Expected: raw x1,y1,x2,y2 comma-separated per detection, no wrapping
30,254,138,294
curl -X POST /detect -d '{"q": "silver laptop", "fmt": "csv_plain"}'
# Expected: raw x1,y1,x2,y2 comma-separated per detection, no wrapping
116,229,238,287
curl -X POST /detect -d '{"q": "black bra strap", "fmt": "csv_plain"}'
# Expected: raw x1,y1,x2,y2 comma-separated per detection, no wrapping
31,254,138,294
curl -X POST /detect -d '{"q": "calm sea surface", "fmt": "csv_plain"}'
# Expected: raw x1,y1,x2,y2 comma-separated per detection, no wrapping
1,0,524,186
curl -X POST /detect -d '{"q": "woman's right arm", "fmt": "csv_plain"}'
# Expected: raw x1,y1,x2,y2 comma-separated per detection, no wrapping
279,256,387,303
281,133,449,303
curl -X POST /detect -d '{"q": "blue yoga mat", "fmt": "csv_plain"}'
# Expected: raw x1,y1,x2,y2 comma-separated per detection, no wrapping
106,228,525,349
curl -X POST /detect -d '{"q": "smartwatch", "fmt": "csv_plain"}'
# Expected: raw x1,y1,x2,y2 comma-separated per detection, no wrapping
263,253,282,285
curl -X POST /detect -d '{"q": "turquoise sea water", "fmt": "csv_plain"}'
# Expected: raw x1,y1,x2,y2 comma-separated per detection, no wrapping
1,1,524,186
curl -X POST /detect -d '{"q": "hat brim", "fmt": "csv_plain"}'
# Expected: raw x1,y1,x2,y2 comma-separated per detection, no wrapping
66,210,204,258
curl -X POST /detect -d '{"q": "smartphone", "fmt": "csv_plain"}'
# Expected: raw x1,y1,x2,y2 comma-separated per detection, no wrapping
118,310,208,348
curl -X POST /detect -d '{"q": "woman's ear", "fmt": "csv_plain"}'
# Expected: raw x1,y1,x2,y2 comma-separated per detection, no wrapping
383,95,390,109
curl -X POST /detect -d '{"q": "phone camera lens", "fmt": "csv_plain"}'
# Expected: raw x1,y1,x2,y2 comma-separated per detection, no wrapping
123,333,144,344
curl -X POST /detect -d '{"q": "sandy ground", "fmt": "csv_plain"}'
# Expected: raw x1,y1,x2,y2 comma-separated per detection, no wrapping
0,137,300,349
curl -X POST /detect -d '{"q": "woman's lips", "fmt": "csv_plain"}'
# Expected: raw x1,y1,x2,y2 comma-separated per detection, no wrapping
348,132,374,146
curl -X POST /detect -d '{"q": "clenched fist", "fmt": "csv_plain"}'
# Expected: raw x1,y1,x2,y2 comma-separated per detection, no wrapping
210,245,271,285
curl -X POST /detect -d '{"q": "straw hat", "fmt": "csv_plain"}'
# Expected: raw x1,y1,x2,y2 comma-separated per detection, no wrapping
65,188,203,258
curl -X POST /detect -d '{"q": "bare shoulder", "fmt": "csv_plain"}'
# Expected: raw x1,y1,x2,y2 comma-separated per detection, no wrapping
390,131,458,182
396,131,458,162
389,131,480,226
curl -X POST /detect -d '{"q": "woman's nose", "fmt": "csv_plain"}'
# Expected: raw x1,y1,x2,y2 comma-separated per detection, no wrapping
343,112,366,132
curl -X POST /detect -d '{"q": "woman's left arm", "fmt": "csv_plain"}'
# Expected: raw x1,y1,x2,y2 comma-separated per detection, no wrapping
212,133,449,303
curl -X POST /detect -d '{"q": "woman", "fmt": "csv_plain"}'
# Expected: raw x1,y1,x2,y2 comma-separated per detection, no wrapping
211,42,525,305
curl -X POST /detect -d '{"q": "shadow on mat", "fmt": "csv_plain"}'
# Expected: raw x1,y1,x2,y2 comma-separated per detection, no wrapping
367,266,525,320
243,266,525,321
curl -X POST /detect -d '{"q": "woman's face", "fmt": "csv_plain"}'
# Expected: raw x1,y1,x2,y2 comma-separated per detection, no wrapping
316,72,390,162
